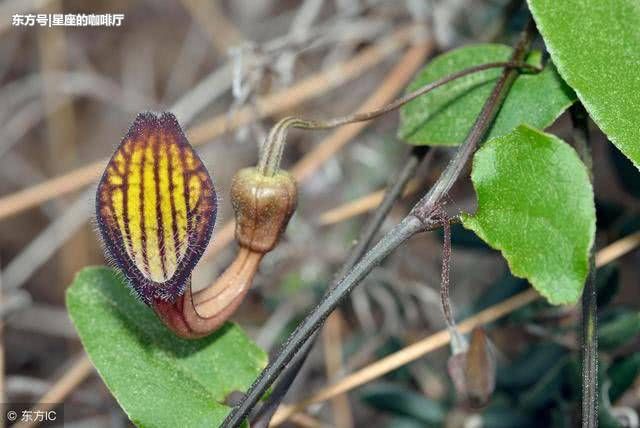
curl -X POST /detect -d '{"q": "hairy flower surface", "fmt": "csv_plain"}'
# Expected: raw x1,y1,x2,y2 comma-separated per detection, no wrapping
96,112,217,303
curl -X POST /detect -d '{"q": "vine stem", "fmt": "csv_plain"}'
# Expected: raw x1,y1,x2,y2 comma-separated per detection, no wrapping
250,47,537,423
438,209,467,354
251,145,430,428
274,228,635,425
224,19,537,427
582,255,598,428
257,60,540,176
571,103,598,428
225,19,537,427
410,20,535,222
226,216,422,427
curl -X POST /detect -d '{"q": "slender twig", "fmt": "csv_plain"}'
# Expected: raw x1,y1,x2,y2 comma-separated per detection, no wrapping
595,231,640,266
410,20,535,223
571,103,598,428
271,230,628,425
318,178,421,225
321,311,353,428
258,61,540,175
224,19,537,428
438,209,467,354
252,146,430,427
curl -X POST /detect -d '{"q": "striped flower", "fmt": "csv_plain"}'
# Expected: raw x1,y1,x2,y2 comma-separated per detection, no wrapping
96,112,217,304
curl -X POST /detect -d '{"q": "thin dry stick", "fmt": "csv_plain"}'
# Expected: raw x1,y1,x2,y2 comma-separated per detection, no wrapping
203,42,432,260
269,235,634,425
15,41,433,428
595,230,640,267
0,26,417,221
318,179,421,226
37,0,91,293
12,356,93,428
322,311,353,428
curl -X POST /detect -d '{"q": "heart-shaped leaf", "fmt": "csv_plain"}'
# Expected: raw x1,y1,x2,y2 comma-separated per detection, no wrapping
398,44,576,146
66,267,266,427
528,0,640,169
462,125,596,305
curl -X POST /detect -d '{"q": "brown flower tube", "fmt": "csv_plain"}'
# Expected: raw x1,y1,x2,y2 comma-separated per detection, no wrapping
152,167,297,338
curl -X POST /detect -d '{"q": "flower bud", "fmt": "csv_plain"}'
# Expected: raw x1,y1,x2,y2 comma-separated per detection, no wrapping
447,327,496,408
464,327,496,408
231,167,297,253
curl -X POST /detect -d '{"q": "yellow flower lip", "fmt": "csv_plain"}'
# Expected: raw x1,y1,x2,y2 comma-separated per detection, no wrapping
96,112,217,304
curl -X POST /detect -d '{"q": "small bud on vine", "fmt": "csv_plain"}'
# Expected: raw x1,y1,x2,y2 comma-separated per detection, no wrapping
447,327,496,408
232,167,297,253
464,327,496,408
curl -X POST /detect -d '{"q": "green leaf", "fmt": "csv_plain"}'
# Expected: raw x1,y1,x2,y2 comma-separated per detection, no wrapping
66,267,266,428
462,125,596,305
398,44,576,146
528,0,640,168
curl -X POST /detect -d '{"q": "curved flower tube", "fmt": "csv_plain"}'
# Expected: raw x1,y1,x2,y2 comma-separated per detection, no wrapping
96,112,297,339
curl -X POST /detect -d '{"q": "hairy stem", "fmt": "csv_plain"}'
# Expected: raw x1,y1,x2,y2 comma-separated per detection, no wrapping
252,145,430,427
226,217,422,427
438,210,466,354
410,19,536,222
582,254,598,428
572,103,598,428
224,19,536,427
439,210,453,326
